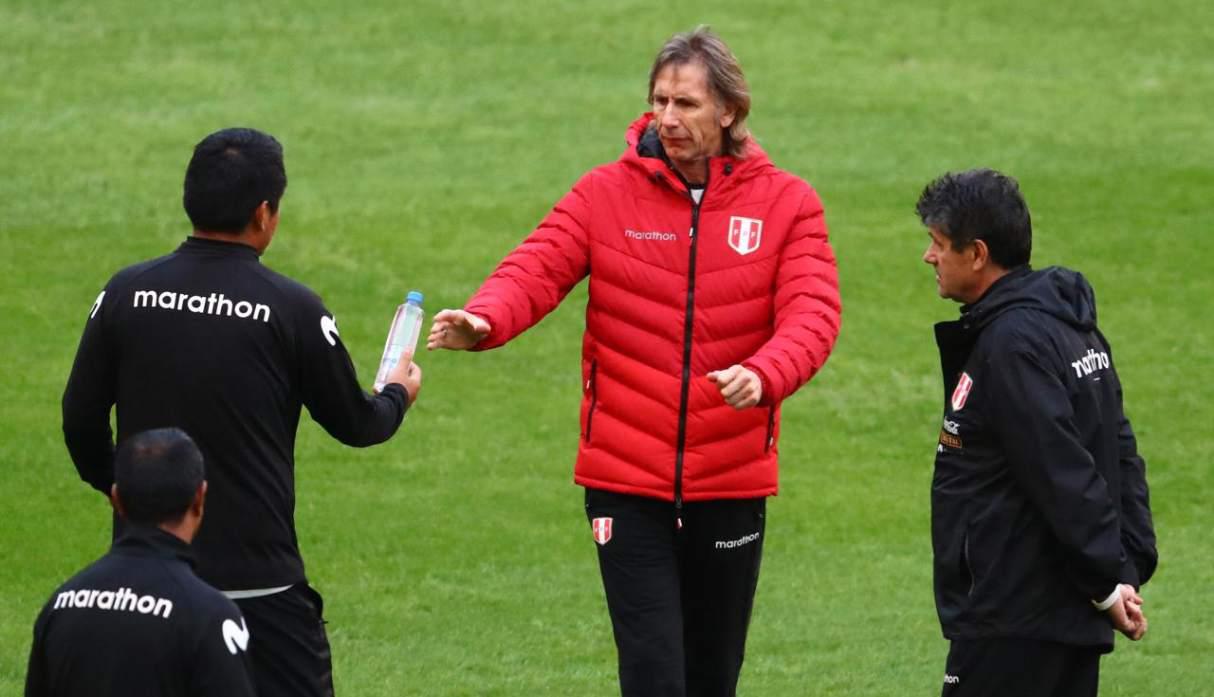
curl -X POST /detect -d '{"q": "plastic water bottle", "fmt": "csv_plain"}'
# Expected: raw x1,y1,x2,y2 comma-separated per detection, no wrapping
374,291,424,392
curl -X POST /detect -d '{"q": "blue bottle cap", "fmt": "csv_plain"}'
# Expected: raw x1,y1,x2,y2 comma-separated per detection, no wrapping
406,290,424,305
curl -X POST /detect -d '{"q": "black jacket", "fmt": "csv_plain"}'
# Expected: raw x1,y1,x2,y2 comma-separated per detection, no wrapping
931,266,1157,650
62,237,409,589
25,527,256,697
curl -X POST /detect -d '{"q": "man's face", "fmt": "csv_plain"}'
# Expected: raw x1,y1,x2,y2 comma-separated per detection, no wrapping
651,61,735,177
923,227,981,303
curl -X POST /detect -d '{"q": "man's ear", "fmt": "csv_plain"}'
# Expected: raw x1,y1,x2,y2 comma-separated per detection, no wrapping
971,239,991,271
253,201,273,232
192,480,208,518
110,484,126,519
718,104,737,130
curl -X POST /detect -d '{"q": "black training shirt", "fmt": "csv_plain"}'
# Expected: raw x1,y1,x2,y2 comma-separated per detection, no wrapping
25,526,256,697
62,237,409,589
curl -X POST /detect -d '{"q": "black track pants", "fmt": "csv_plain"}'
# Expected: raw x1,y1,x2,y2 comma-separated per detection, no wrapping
942,638,1101,697
585,488,766,697
234,584,334,697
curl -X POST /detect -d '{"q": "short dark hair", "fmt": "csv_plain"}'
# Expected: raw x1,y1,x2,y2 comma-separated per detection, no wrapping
114,428,205,526
648,26,751,157
183,127,287,233
915,169,1032,268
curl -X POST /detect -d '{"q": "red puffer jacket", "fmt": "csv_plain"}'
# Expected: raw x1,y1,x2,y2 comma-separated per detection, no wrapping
465,114,841,502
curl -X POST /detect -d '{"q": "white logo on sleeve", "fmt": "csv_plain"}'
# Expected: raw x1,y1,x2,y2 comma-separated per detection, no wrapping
90,291,106,319
320,315,340,347
222,617,250,655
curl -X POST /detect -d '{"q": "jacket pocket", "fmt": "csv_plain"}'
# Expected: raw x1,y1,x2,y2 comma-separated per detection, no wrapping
584,359,598,443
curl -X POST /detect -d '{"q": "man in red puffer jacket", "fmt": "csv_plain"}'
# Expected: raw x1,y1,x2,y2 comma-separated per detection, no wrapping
428,26,841,697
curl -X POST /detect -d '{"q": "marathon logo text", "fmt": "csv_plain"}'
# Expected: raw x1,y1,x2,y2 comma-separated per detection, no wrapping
625,229,677,242
1071,348,1110,378
53,587,173,619
715,532,761,550
133,290,271,323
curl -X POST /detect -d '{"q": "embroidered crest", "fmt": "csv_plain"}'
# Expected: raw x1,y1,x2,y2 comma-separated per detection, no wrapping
591,517,613,545
728,216,763,255
951,372,973,411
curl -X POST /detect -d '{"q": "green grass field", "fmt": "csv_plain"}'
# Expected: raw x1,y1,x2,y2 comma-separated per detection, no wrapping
2,1,1211,694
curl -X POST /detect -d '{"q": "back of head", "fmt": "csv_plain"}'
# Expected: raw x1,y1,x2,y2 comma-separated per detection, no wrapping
915,168,1032,269
648,26,751,157
114,428,205,526
183,127,287,233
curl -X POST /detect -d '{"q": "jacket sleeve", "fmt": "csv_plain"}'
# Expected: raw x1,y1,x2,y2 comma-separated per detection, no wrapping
61,284,118,494
24,608,49,697
1116,408,1157,588
988,347,1124,601
463,176,592,349
741,188,841,404
296,294,408,447
189,611,257,697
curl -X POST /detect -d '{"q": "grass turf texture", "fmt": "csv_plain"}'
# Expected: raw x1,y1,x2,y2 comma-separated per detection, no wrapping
2,1,1211,694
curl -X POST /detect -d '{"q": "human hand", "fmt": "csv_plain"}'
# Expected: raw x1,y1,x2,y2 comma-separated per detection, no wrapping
706,365,763,409
427,309,491,351
381,350,422,404
1106,583,1147,641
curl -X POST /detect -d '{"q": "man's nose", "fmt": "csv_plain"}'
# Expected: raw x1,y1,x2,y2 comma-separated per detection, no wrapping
657,104,679,128
922,247,935,264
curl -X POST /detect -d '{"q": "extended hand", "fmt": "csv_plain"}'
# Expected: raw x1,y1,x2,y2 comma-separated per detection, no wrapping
427,309,491,351
706,365,763,409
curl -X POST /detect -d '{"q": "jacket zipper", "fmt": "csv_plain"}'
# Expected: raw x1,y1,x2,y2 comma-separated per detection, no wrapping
963,532,975,596
584,359,598,442
673,173,706,526
764,406,776,452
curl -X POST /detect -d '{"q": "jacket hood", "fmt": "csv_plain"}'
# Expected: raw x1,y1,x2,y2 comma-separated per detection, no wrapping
964,266,1098,332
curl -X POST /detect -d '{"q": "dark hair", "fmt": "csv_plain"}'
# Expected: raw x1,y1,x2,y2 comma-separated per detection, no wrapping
114,428,205,525
183,128,287,233
648,26,751,157
915,169,1032,268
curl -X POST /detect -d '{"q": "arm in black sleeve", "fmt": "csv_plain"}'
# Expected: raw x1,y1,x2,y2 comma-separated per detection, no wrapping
1116,408,1157,588
988,347,1124,602
24,609,48,697
62,286,117,493
296,298,408,446
189,611,257,697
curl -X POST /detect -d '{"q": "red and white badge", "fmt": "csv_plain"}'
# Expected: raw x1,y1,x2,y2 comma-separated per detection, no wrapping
728,216,763,255
951,372,973,412
591,517,613,545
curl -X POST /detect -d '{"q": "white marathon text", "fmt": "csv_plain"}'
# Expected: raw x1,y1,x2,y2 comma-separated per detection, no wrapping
133,290,271,323
53,587,173,619
715,532,761,550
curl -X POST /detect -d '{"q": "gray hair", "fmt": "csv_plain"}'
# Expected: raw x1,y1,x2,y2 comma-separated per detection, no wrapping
647,26,752,157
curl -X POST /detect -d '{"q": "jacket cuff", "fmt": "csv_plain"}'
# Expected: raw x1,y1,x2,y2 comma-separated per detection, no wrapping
1091,585,1121,611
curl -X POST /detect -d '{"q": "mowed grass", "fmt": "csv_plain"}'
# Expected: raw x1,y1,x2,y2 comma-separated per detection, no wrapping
2,1,1211,694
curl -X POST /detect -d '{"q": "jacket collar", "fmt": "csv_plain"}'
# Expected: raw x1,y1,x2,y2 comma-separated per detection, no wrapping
178,236,261,261
112,525,197,568
621,113,772,196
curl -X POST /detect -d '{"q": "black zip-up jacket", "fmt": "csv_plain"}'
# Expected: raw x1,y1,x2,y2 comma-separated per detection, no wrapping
25,526,256,697
932,266,1156,650
62,237,409,589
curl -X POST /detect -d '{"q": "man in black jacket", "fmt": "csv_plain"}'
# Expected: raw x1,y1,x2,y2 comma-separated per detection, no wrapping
27,428,255,697
916,169,1157,697
61,128,422,697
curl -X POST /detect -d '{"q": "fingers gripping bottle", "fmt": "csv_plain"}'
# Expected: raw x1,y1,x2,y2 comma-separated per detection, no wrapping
374,291,424,392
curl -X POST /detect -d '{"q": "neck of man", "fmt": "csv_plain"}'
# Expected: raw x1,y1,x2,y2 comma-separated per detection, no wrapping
192,228,264,254
671,158,709,187
964,266,1013,305
157,516,198,545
